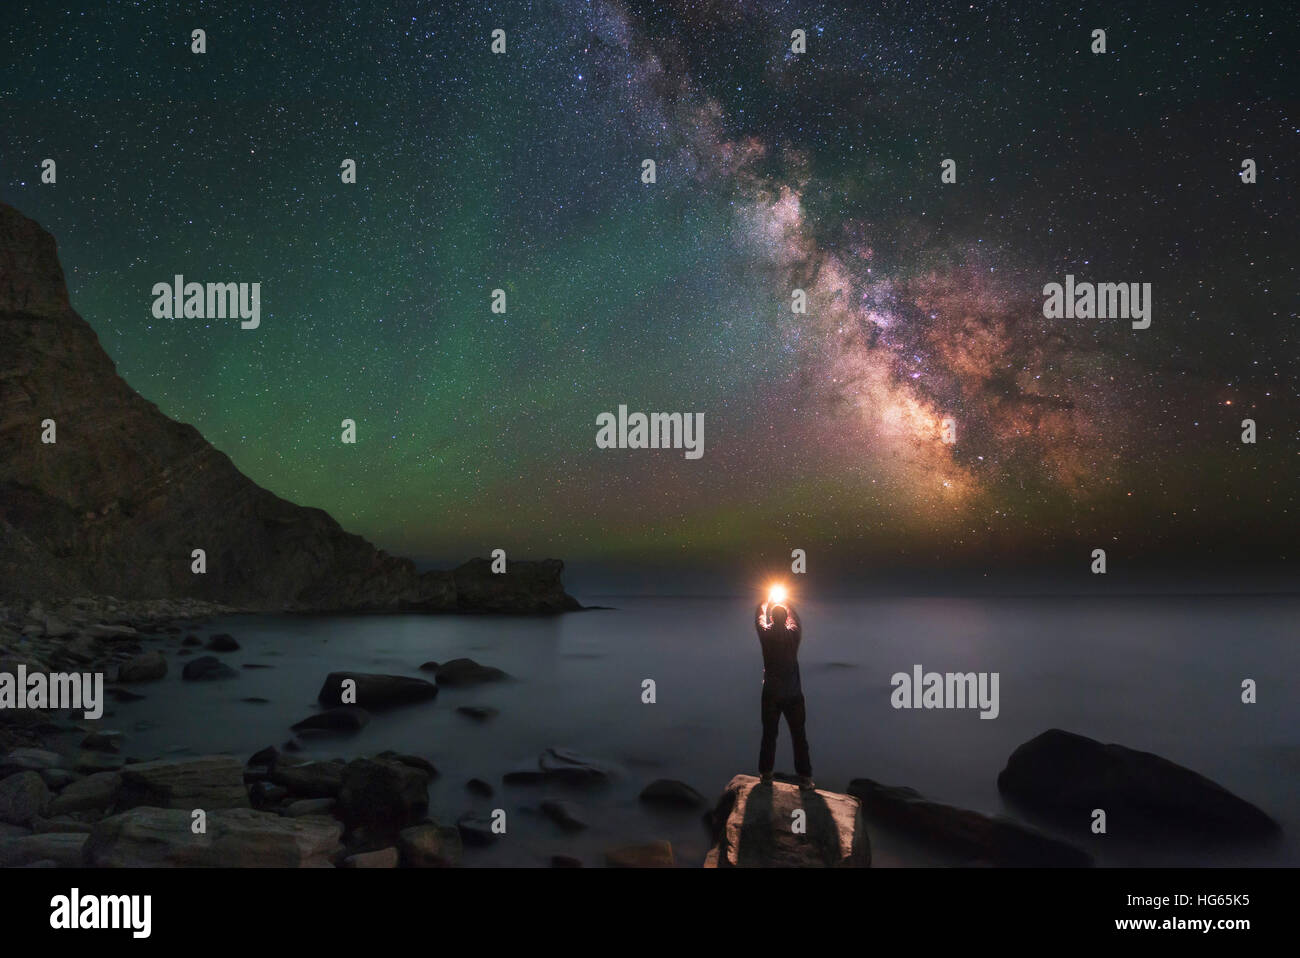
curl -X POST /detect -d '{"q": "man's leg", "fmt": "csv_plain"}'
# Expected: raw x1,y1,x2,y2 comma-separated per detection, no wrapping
784,695,813,780
758,690,780,779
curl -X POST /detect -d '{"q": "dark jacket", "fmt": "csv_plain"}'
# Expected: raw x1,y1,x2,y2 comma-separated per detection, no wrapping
755,602,803,700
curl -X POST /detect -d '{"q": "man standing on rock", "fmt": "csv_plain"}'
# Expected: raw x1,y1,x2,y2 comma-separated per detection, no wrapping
754,591,814,790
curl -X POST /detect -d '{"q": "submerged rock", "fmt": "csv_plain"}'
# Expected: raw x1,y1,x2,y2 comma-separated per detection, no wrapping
291,706,371,734
316,672,437,710
640,779,705,809
997,729,1281,841
434,658,507,687
206,633,240,651
181,656,238,681
847,777,1091,866
704,774,870,868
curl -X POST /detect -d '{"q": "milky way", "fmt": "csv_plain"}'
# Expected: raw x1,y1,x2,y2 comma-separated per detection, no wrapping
2,0,1295,573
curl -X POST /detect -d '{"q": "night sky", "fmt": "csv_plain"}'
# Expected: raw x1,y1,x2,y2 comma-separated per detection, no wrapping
3,1,1296,584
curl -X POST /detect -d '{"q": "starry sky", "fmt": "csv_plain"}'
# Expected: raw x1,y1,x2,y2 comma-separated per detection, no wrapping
3,0,1297,586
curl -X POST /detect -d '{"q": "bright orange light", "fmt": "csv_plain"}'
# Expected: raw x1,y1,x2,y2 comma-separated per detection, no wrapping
768,584,788,605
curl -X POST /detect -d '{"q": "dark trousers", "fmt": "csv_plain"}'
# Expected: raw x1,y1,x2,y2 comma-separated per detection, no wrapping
758,690,812,778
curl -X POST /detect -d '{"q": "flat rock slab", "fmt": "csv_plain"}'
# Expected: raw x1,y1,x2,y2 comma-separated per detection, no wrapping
317,672,438,710
117,756,250,811
848,778,1091,866
704,774,871,868
997,729,1281,841
85,807,342,867
605,840,674,867
0,832,88,867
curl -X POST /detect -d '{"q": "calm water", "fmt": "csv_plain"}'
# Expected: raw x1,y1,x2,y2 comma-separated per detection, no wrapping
108,594,1300,867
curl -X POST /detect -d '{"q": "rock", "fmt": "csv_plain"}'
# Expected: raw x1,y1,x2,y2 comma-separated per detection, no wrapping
182,656,238,681
550,854,583,867
997,729,1281,841
38,768,81,790
0,771,49,825
285,798,336,818
316,672,437,710
399,823,463,867
182,635,201,646
117,756,249,810
502,767,546,785
29,815,93,833
418,661,438,672
457,814,499,846
106,687,146,702
704,774,870,868
87,624,138,639
606,840,675,868
250,781,289,806
538,747,612,785
457,705,499,721
242,697,270,704
80,731,122,753
49,771,122,816
206,633,240,651
847,778,1092,866
540,799,587,831
270,760,347,798
74,752,125,774
434,658,507,687
291,706,371,734
640,779,705,809
116,650,167,682
0,832,88,867
0,822,30,841
344,847,398,868
85,807,342,866
374,751,438,778
337,758,431,833
248,746,279,768
1,748,63,773
466,778,494,797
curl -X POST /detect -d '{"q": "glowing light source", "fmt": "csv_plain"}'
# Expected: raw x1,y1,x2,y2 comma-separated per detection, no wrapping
768,584,788,605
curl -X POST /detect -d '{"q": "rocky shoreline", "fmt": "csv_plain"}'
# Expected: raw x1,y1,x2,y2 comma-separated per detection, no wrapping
0,598,1284,868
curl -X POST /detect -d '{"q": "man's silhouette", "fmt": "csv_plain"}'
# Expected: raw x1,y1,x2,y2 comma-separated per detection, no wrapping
754,600,813,790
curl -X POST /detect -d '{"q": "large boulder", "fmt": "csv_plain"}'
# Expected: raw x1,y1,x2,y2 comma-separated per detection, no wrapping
316,672,437,710
85,807,342,866
704,774,870,868
997,729,1280,841
116,756,249,811
337,758,431,833
847,778,1091,866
